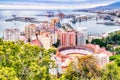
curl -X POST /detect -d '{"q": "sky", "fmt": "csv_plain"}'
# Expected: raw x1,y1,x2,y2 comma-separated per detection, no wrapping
0,0,120,9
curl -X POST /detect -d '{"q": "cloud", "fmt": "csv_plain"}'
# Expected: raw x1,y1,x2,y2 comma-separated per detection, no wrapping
0,0,120,9
0,3,110,10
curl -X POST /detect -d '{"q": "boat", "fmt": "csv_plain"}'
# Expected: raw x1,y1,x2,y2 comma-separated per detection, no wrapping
57,10,65,19
104,22,115,26
45,11,54,17
96,21,116,26
70,17,77,23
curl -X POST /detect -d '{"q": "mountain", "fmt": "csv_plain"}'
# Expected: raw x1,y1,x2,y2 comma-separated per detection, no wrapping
92,2,120,10
74,2,120,11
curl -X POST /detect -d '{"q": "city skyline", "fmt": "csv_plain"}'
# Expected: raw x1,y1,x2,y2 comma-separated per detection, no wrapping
0,0,120,9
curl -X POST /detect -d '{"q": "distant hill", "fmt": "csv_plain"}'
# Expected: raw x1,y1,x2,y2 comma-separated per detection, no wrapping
74,2,120,11
91,2,120,10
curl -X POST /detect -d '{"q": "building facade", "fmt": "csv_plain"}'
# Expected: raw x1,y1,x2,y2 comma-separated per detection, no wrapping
3,28,20,41
77,27,87,46
76,33,86,46
49,33,58,45
94,53,109,67
51,18,61,28
38,35,51,50
59,31,76,47
25,24,36,40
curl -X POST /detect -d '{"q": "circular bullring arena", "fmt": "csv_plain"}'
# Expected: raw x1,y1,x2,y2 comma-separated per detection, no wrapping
54,44,112,74
56,44,112,58
56,46,95,58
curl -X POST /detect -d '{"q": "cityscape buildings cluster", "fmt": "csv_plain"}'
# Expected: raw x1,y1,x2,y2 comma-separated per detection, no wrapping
3,17,113,74
3,18,87,49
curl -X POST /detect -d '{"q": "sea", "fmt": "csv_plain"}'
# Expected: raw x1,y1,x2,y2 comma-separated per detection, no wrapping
0,9,120,38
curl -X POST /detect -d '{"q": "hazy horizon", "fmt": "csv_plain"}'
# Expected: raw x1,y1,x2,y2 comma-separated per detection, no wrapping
0,0,120,10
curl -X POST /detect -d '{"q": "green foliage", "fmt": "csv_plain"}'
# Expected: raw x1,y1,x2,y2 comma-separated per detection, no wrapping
91,31,120,54
115,58,120,66
0,67,19,80
86,40,89,44
61,56,102,80
0,40,56,80
52,39,60,48
0,38,3,45
101,63,120,80
114,46,120,54
1,38,120,80
106,44,114,52
110,55,120,61
91,39,106,47
59,56,120,80
111,34,120,45
104,31,120,45
48,48,56,54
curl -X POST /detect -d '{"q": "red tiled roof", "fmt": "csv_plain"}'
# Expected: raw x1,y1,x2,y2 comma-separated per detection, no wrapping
32,39,41,46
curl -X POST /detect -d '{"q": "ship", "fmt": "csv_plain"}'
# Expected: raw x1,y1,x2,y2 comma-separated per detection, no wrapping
96,21,120,26
70,17,77,23
57,10,65,19
45,11,54,17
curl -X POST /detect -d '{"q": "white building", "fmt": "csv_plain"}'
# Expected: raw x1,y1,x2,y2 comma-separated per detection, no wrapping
49,33,58,45
25,24,36,40
38,35,51,50
76,27,87,46
3,28,20,41
94,53,109,67
77,33,86,46
77,27,87,38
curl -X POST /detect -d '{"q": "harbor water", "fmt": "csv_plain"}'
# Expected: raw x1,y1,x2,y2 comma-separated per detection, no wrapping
0,9,120,38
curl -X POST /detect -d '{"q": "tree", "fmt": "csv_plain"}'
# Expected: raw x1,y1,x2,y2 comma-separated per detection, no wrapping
52,39,60,48
0,67,19,80
86,40,89,44
110,55,120,61
91,39,106,47
115,58,120,66
48,48,56,55
0,38,3,45
101,63,120,80
60,56,102,80
114,46,120,55
0,40,55,80
106,44,114,52
111,34,120,45
104,32,120,45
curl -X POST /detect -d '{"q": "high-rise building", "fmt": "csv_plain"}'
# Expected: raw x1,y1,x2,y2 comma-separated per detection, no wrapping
76,33,86,46
25,24,36,40
38,35,51,50
3,28,20,41
59,31,76,47
49,33,58,44
37,31,58,49
35,22,59,49
76,27,87,46
51,18,61,28
77,27,87,39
